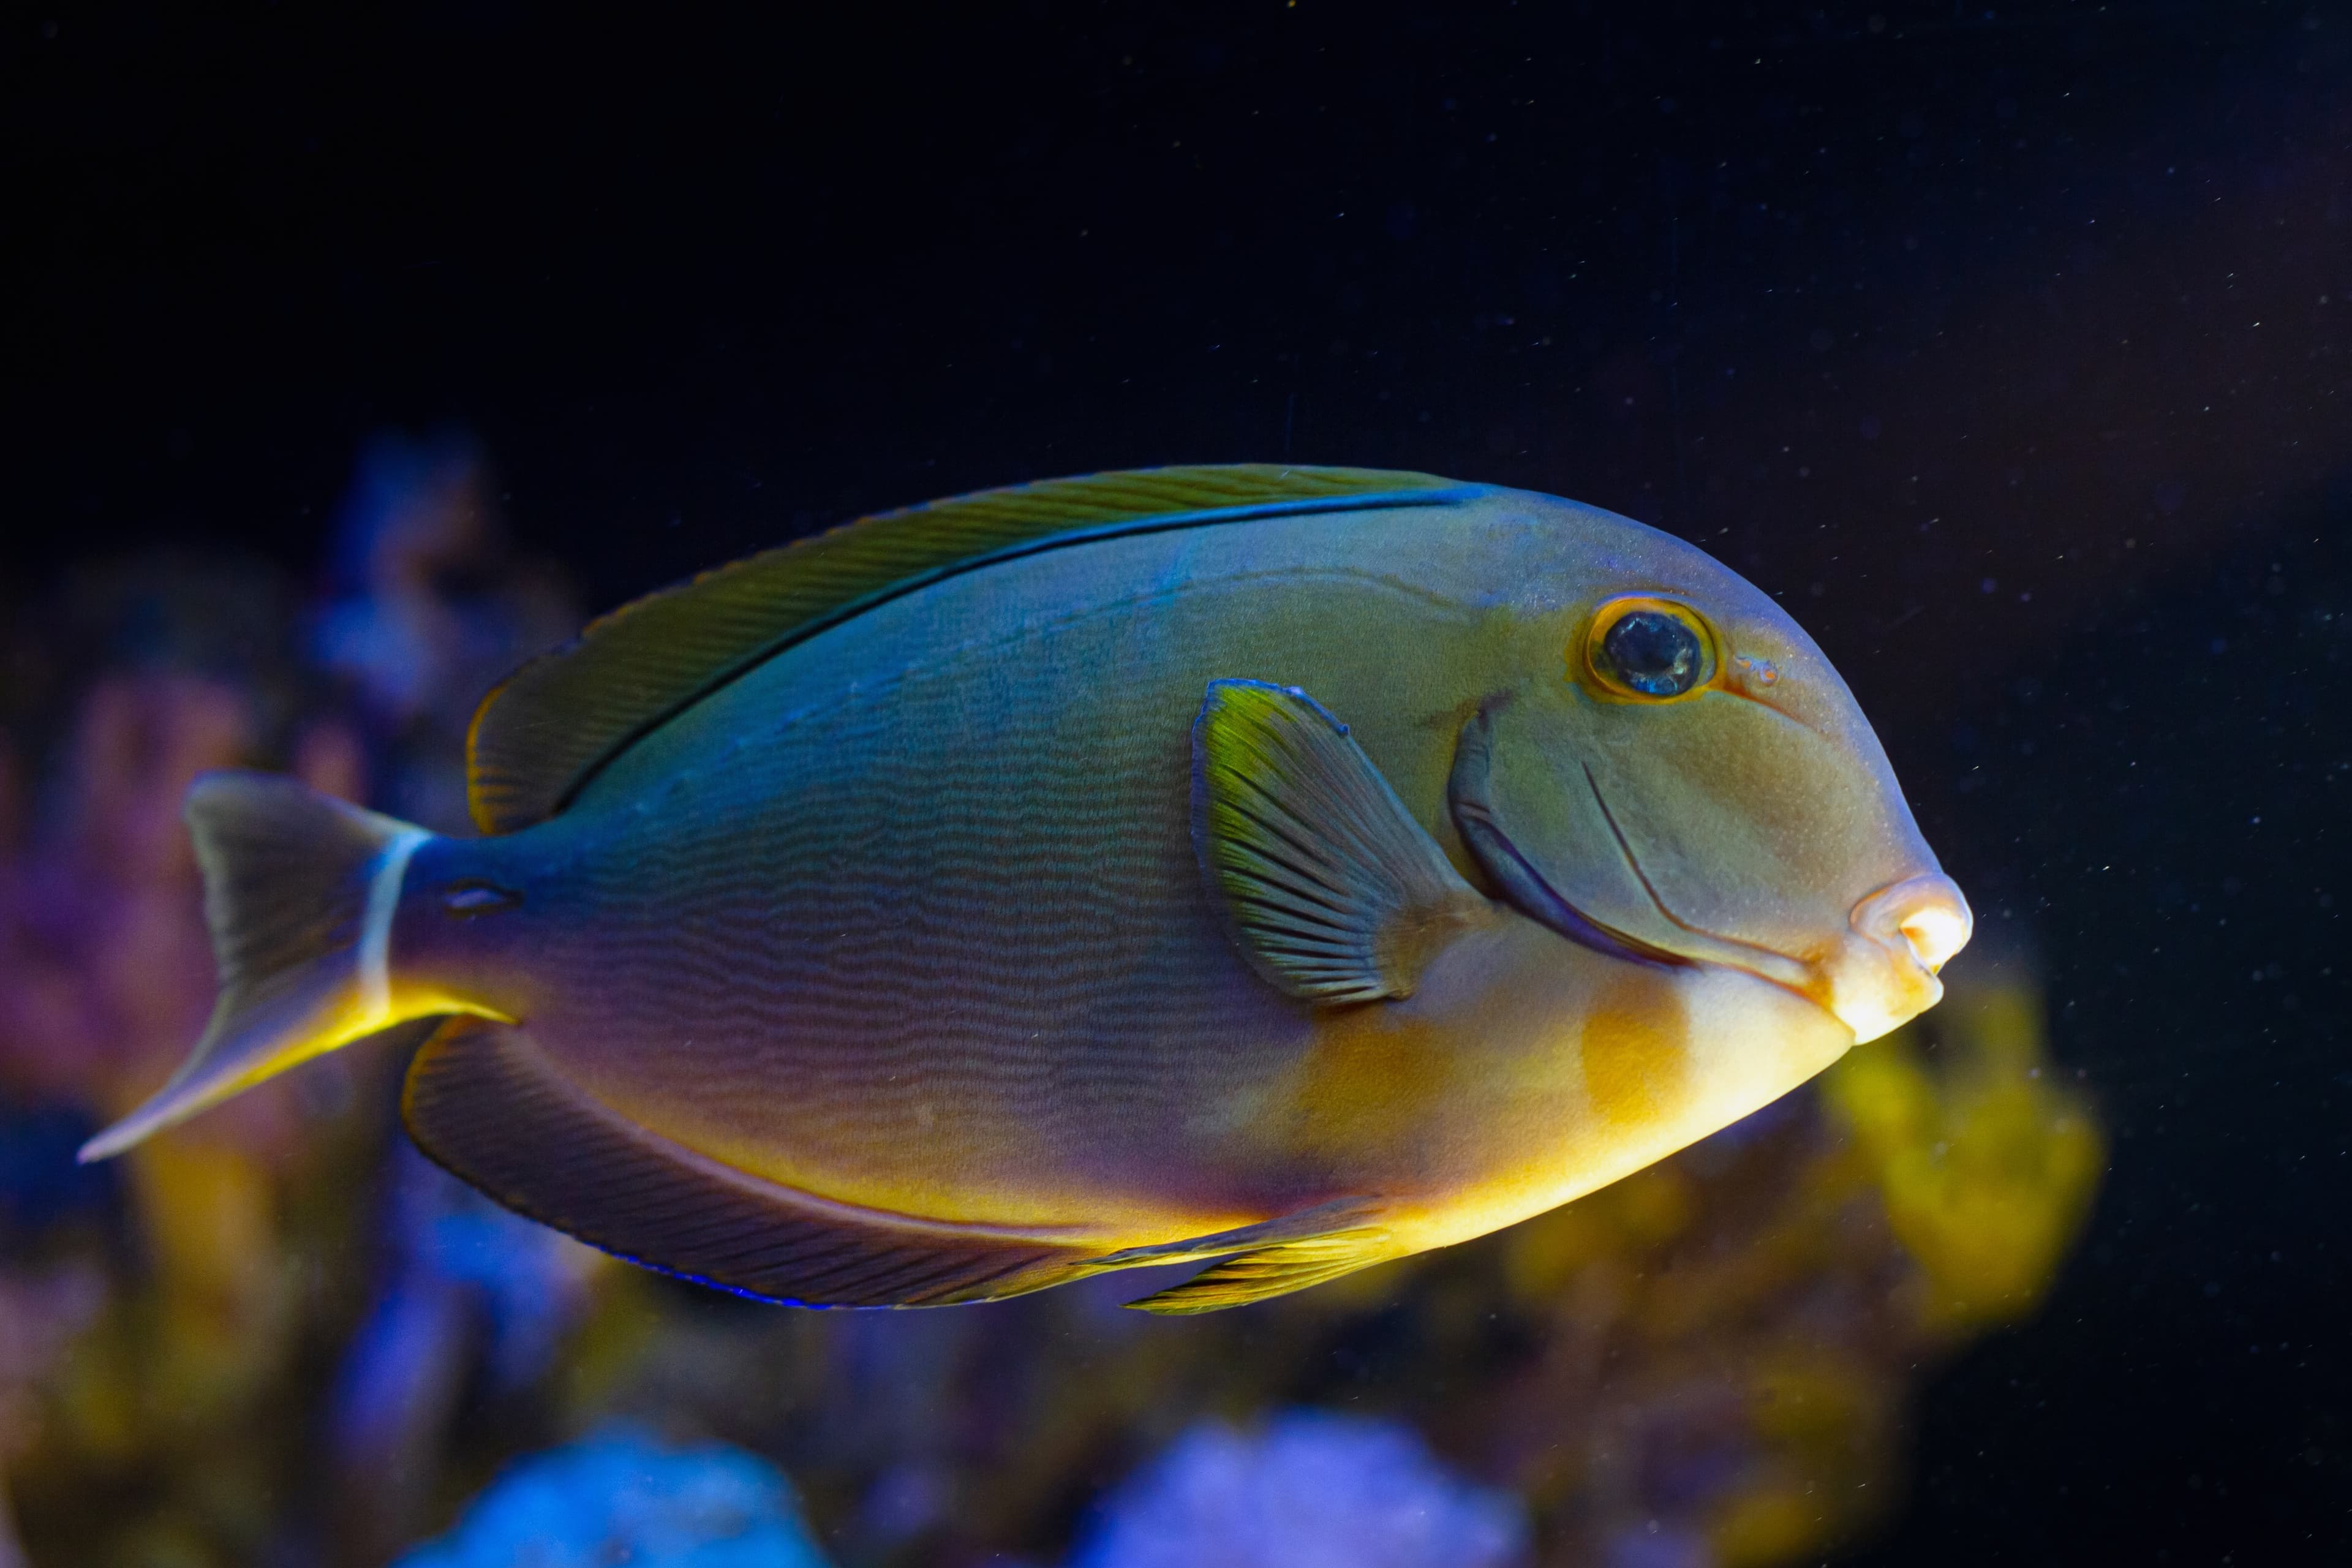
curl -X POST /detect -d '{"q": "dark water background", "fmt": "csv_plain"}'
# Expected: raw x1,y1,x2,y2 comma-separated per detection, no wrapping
7,2,2348,1561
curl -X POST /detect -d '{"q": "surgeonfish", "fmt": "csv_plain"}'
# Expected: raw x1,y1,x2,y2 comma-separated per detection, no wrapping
80,466,1972,1313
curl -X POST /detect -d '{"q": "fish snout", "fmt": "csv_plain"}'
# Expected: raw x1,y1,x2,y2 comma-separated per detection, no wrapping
1819,873,1974,1043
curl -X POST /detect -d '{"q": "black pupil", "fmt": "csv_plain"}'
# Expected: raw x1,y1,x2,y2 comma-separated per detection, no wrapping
1602,611,1702,696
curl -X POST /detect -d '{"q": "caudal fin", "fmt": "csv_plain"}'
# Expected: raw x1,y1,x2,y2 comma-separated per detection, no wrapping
78,772,434,1161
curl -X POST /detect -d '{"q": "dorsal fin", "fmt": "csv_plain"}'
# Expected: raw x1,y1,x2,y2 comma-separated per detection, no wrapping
466,464,1474,833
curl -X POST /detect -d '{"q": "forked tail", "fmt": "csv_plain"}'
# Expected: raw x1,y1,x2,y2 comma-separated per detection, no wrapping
78,772,436,1161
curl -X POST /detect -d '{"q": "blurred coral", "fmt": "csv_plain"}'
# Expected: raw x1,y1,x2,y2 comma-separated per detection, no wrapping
0,660,352,1559
1066,1411,1528,1568
0,434,592,1567
310,430,576,832
0,1265,102,1568
1820,958,2106,1333
3,676,257,1121
328,1144,608,1564
393,1424,833,1568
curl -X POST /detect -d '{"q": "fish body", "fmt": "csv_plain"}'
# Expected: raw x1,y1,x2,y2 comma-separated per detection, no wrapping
85,468,1969,1311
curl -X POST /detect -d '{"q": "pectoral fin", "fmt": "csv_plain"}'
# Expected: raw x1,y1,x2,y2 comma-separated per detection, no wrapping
1193,679,1494,1003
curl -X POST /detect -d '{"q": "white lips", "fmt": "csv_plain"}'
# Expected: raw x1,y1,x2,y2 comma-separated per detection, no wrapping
1898,902,1969,972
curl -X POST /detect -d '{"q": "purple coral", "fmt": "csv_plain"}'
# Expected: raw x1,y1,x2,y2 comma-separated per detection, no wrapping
1068,1410,1528,1568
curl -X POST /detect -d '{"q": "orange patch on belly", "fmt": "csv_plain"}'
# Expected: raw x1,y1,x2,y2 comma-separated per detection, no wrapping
1579,974,1692,1131
1287,1014,1432,1152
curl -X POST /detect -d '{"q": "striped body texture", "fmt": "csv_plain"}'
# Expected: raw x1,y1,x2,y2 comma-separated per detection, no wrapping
402,495,1849,1254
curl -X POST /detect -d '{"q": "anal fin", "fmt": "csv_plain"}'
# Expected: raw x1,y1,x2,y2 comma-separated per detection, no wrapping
1121,1230,1395,1316
401,1019,1098,1308
1072,1197,1396,1315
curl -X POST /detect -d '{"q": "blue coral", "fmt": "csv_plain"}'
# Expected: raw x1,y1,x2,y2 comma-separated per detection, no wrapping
395,1425,834,1568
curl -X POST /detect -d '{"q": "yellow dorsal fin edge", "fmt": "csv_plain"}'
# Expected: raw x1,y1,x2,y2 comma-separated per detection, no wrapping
464,464,1477,834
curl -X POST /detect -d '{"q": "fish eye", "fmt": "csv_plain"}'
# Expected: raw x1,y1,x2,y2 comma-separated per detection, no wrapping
1582,598,1716,699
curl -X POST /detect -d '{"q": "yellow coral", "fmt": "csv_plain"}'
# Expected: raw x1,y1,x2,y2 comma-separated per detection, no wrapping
1821,970,2104,1334
1710,1483,1827,1568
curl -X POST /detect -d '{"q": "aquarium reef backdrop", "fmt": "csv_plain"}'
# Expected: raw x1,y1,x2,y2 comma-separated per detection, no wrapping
4,3,2348,1564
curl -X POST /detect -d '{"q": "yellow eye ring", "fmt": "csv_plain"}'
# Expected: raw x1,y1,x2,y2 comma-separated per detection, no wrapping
1578,596,1719,701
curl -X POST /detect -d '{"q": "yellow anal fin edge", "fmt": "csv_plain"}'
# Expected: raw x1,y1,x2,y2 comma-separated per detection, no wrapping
401,1019,1102,1308
467,465,1477,834
1121,1229,1396,1316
